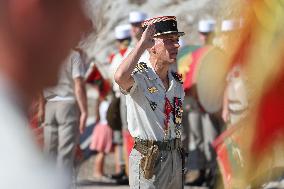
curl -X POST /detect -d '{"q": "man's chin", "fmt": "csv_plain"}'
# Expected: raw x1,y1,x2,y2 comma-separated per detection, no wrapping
169,57,177,64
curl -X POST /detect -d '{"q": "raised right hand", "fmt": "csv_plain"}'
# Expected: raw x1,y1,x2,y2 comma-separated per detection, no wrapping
140,24,156,49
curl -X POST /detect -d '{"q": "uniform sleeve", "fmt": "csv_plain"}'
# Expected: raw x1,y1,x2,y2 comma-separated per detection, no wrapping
120,73,140,96
71,52,85,79
120,62,149,96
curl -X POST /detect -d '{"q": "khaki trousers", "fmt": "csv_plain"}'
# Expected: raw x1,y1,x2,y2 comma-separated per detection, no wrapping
44,100,79,172
129,148,183,189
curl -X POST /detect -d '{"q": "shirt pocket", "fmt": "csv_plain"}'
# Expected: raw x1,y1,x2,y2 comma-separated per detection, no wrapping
142,80,164,111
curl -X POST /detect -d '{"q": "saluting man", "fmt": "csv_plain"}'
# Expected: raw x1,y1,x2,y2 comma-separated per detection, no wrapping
115,16,186,189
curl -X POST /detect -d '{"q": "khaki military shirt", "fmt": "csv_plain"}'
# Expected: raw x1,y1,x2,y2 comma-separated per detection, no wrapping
124,61,185,141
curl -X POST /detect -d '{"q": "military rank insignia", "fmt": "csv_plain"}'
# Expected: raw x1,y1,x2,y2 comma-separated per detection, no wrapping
148,87,158,94
173,97,183,127
133,62,148,74
171,72,183,84
149,101,157,111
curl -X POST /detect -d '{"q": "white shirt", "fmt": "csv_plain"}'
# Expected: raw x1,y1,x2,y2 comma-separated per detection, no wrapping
109,48,132,98
98,100,110,125
124,61,185,141
44,50,85,101
0,75,68,189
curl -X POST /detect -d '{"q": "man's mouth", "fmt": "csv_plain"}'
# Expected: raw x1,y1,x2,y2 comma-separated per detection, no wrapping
170,52,178,57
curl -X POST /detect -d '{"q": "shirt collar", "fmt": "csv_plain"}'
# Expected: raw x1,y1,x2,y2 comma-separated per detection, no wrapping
144,61,158,80
145,62,179,92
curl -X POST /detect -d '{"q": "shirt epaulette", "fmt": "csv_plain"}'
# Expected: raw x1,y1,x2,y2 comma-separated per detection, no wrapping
171,72,183,84
133,62,148,74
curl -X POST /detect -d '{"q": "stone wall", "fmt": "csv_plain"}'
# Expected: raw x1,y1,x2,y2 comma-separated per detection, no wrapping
81,0,244,66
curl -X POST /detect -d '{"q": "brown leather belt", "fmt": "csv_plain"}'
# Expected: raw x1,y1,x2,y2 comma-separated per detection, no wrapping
134,138,181,155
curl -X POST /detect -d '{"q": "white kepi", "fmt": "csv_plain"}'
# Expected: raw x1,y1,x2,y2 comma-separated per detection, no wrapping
129,11,147,24
198,19,216,33
221,19,240,32
115,24,131,40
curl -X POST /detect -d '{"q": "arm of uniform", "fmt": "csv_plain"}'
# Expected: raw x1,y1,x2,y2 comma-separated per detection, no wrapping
114,25,156,93
72,51,88,134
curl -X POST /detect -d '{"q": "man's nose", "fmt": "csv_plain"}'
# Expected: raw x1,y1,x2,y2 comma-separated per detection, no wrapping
174,42,180,49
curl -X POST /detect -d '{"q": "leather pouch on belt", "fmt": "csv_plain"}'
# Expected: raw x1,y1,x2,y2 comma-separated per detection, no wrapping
140,144,159,179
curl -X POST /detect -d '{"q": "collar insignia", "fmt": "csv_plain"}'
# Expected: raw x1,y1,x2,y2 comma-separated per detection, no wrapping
133,62,148,74
171,72,183,84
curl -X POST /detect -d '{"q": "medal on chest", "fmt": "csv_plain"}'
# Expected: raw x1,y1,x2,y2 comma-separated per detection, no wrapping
173,97,183,138
163,96,183,139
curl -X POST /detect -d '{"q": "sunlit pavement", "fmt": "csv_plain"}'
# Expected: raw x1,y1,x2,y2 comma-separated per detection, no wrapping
76,154,207,189
77,101,208,189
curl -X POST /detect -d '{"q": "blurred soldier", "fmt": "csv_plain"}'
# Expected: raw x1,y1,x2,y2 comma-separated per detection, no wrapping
0,0,88,188
43,48,88,186
213,19,242,52
221,19,249,125
129,11,148,45
108,24,132,180
184,19,220,187
129,11,149,62
109,25,132,97
115,16,185,189
184,19,215,93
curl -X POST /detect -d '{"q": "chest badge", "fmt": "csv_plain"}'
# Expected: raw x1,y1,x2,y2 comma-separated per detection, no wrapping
148,87,158,94
149,101,157,111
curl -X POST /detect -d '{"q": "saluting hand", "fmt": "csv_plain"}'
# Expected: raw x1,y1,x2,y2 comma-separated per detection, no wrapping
140,24,156,49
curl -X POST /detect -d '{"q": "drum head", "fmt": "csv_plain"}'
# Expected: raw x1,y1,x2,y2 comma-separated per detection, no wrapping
196,47,228,113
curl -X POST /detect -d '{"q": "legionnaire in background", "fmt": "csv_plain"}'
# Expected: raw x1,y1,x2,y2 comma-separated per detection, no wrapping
129,11,150,63
129,11,148,46
183,19,221,187
115,16,186,189
108,24,132,180
43,49,88,187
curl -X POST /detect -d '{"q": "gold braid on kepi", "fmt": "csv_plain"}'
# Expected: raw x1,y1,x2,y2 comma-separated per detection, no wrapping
142,16,185,37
